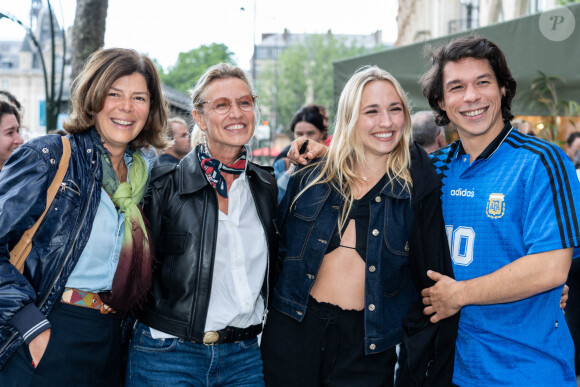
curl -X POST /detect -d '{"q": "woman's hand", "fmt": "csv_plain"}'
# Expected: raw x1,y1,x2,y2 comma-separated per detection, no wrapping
28,329,51,367
287,137,328,165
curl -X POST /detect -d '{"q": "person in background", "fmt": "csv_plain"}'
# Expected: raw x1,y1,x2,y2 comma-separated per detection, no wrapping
511,118,536,136
157,117,191,165
411,110,447,154
126,63,278,386
0,48,167,386
47,129,67,136
421,35,580,386
261,66,457,387
273,105,328,201
0,101,23,171
565,132,580,171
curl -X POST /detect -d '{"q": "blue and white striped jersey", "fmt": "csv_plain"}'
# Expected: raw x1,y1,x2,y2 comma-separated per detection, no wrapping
431,123,580,386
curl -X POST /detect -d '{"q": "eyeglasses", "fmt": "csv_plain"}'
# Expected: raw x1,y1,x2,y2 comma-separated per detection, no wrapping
196,95,257,114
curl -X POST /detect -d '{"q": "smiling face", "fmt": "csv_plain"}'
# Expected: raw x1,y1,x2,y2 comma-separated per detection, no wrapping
439,57,505,146
0,113,23,168
193,77,255,164
356,80,405,162
94,72,150,154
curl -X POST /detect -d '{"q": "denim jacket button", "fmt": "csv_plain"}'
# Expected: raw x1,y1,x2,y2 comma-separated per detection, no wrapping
369,344,376,350
306,274,315,280
368,304,375,311
372,229,379,237
374,196,381,203
368,265,376,273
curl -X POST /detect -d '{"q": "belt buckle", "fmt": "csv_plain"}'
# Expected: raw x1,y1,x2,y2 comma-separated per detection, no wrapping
203,331,219,346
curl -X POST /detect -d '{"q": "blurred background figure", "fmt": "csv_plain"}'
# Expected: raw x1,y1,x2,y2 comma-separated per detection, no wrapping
511,118,536,136
48,129,67,136
273,104,328,201
0,100,23,171
565,132,580,172
157,117,191,165
411,110,446,154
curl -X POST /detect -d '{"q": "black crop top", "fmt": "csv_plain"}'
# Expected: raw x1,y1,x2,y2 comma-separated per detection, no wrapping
326,176,386,262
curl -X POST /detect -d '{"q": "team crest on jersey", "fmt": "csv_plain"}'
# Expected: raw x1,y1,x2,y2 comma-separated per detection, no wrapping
486,193,505,219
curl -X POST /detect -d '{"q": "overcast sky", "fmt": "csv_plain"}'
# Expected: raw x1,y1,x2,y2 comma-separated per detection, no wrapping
0,0,398,70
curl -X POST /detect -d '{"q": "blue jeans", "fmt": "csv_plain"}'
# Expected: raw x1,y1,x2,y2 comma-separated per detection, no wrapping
125,321,265,387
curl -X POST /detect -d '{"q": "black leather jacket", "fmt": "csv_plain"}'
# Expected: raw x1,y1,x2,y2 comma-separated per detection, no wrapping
139,147,278,341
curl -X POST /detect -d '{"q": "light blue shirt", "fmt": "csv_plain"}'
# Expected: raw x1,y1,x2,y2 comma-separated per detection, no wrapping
66,147,156,292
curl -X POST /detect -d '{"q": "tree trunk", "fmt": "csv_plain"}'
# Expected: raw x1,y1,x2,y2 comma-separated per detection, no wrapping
70,0,108,82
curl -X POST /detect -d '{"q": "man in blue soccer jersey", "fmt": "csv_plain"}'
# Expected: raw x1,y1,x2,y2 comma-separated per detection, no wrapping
420,35,580,386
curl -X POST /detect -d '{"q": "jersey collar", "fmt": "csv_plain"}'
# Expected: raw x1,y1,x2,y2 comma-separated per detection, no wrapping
456,121,513,160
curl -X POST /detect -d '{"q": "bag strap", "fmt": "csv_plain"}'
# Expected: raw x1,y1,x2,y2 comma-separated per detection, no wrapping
9,137,71,272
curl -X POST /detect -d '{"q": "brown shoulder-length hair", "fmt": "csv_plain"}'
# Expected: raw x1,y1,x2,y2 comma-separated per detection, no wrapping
63,48,168,150
420,35,517,127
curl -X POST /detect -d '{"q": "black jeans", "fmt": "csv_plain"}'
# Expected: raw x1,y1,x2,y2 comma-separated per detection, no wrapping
0,302,124,387
261,296,397,387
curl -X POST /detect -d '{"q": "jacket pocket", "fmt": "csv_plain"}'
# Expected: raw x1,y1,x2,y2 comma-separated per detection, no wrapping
382,199,412,297
40,181,82,247
158,232,188,255
156,232,189,300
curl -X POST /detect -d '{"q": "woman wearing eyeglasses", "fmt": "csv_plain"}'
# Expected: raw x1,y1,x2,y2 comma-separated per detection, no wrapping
125,63,277,386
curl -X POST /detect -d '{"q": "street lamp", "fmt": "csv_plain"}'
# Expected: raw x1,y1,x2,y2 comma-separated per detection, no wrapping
0,0,66,132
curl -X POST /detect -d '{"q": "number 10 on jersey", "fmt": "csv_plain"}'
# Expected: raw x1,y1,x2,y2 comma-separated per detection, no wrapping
445,225,475,266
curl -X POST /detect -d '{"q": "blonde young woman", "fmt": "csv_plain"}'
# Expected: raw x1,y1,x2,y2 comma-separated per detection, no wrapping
261,66,458,386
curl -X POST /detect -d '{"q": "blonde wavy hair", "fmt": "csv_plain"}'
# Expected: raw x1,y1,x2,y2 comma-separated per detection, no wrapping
295,66,413,232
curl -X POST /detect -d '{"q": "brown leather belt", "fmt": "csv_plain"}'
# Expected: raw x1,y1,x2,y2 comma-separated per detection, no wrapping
199,324,262,345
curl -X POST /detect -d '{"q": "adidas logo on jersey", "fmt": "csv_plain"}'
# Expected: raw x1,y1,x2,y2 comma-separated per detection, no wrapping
450,188,475,197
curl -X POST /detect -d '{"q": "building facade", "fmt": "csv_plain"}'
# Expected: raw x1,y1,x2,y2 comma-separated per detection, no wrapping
396,0,559,46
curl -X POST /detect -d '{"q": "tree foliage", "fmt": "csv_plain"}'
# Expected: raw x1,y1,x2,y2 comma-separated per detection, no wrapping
257,34,384,134
160,43,235,94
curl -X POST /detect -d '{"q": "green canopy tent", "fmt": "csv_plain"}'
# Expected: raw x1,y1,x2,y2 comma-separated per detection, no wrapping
332,3,580,116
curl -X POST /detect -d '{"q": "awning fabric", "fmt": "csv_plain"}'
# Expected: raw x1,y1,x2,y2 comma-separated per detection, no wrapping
332,3,580,116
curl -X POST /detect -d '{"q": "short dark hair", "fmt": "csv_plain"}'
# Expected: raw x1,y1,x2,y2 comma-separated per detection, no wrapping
0,100,20,126
411,110,444,148
420,35,517,126
290,105,327,135
63,48,168,150
567,132,580,147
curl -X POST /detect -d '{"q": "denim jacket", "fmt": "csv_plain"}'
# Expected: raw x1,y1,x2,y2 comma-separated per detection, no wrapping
272,162,417,355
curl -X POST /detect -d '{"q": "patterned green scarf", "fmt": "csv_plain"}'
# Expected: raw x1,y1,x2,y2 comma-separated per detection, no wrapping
92,129,152,315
